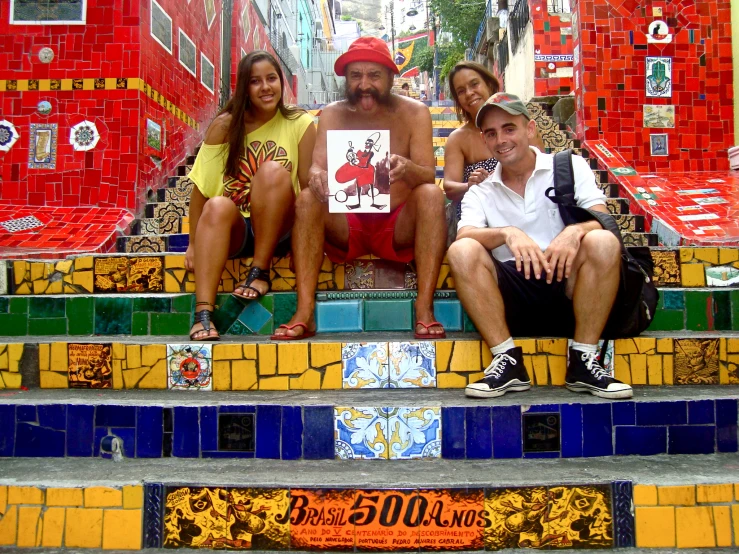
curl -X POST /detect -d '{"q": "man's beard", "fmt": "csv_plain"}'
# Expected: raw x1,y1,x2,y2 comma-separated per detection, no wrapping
345,83,392,106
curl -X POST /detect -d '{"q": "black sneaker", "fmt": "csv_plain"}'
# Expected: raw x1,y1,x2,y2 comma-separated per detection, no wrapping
465,346,532,398
565,348,633,399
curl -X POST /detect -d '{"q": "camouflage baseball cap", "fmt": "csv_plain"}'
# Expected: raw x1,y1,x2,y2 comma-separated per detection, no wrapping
475,92,531,128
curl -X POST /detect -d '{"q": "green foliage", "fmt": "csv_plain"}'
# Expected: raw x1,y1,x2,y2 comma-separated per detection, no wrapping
340,14,353,20
428,0,487,46
416,42,466,82
416,45,435,74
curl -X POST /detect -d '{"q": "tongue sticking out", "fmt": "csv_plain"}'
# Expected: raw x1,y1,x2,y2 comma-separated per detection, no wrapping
360,95,376,111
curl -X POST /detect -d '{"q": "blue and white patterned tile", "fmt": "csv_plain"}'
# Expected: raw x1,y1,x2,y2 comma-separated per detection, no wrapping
342,342,389,389
334,406,389,459
388,341,436,388
386,406,441,459
166,344,213,390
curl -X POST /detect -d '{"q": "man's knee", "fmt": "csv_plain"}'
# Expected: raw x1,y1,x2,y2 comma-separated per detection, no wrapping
411,183,445,209
448,238,488,272
581,230,620,268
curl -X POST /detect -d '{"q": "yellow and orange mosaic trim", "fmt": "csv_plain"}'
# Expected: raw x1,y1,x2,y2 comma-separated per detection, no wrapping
0,485,142,550
0,344,23,389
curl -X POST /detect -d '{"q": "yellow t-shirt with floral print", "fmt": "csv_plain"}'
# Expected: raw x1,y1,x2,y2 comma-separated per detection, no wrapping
189,111,313,217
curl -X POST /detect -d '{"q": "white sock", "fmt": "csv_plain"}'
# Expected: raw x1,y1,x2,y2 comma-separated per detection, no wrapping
571,341,598,354
491,337,515,355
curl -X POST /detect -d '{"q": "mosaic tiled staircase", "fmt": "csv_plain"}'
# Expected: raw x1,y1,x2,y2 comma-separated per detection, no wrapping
2,102,739,551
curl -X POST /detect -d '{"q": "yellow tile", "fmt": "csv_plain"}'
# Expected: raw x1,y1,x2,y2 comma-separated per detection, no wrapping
259,376,290,390
727,338,739,353
322,363,342,389
213,360,231,390
0,485,6,513
290,368,322,390
2,372,21,388
659,485,696,506
693,247,719,265
102,509,142,550
310,343,341,368
15,282,31,294
634,337,656,353
277,342,309,375
40,371,69,388
481,346,491,369
518,339,536,354
735,483,739,500
141,344,165,367
450,341,481,372
17,506,42,547
0,350,11,371
696,484,733,503
614,354,631,383
8,486,44,505
634,484,658,505
531,356,548,385
38,79,51,91
13,261,28,284
164,272,180,292
676,506,716,547
537,338,567,355
679,247,694,262
65,507,103,548
39,344,50,371
50,342,68,372
732,505,739,542
121,486,142,510
0,505,17,545
122,366,150,388
647,355,662,384
635,506,675,547
72,269,93,291
47,488,83,507
55,260,73,274
112,360,123,389
243,343,257,359
549,356,566,385
615,338,639,355
681,263,706,287
111,342,125,360
75,256,93,270
663,355,674,385
630,354,647,384
258,343,277,375
431,368,467,388
713,506,732,547
85,487,122,508
231,359,257,390
213,344,243,360
41,507,65,547
719,248,739,264
8,344,22,372
126,345,141,368
30,262,46,281
137,359,166,388
47,279,62,294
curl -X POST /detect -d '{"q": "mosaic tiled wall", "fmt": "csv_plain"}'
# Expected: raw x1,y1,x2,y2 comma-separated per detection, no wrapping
531,0,574,96
0,344,23,389
0,485,142,549
573,0,734,171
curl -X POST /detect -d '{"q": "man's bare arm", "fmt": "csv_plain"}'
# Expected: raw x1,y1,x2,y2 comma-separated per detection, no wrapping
390,102,435,187
306,105,339,199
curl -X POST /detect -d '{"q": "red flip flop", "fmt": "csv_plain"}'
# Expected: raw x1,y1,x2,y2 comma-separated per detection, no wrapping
270,322,317,341
414,321,446,339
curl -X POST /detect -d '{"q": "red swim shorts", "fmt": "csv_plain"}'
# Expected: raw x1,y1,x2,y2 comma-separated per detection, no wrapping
324,203,414,263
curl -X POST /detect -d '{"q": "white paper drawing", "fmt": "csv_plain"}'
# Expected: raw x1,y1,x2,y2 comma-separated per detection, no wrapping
327,129,391,213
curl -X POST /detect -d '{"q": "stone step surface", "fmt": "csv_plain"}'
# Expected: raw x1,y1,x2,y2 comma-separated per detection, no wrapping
1,455,739,550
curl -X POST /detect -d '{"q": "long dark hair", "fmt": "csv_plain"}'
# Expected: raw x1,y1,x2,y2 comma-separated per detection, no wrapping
448,61,500,123
218,50,305,179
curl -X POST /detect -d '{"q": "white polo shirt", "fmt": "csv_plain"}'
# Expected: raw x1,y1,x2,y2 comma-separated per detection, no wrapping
458,147,606,262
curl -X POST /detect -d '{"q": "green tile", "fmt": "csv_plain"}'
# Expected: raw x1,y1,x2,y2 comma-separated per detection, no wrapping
132,313,149,335
0,314,28,336
257,319,273,335
273,293,297,327
133,297,172,313
212,295,244,333
94,297,133,335
29,297,66,318
259,294,274,313
713,291,732,331
732,290,739,331
544,21,550,31
648,310,685,331
9,297,28,314
29,318,67,335
227,319,253,335
67,297,94,335
172,295,193,313
151,313,191,335
0,298,8,313
463,310,478,333
364,299,413,331
685,291,710,331
662,289,684,311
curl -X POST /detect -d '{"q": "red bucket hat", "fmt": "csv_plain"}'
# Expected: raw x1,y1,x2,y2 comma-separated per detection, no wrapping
334,37,400,77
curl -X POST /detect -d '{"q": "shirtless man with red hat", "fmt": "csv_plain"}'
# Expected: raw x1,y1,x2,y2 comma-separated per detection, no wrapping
272,36,447,339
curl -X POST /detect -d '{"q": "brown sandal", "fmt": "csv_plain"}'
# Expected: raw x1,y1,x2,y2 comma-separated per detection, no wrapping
189,303,220,341
232,266,271,301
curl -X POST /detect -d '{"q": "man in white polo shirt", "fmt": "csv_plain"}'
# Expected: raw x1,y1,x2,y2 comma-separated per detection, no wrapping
447,92,633,400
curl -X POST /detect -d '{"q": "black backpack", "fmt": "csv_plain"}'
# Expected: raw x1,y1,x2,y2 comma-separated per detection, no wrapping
545,149,659,339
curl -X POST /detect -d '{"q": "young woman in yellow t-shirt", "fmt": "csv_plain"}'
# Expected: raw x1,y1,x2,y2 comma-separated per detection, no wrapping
185,51,317,340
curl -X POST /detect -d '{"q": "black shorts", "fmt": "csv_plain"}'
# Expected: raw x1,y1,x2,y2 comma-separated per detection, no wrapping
229,216,291,259
493,258,626,338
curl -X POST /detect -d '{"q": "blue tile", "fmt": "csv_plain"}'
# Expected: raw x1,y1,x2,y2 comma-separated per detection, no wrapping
219,405,256,413
111,427,136,458
173,407,200,458
662,290,685,310
200,407,218,452
612,402,635,426
441,407,465,459
432,300,463,332
636,401,687,426
93,428,107,457
256,405,281,459
582,404,613,457
303,405,334,459
688,400,715,425
38,405,67,430
717,399,738,453
465,407,492,459
668,426,715,455
526,404,561,413
0,405,15,456
281,406,303,460
95,405,136,427
492,406,522,459
136,406,163,458
15,422,65,457
561,404,583,458
316,300,363,332
238,301,273,333
615,427,667,456
16,405,36,422
67,405,94,457
202,451,255,459
168,233,189,252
